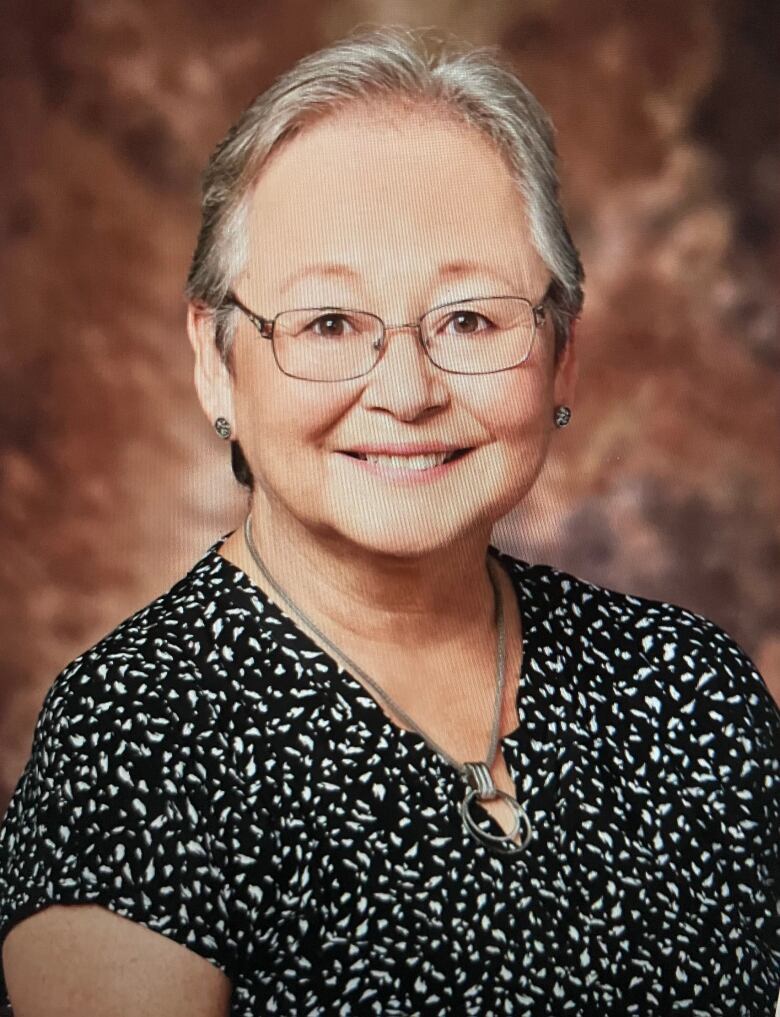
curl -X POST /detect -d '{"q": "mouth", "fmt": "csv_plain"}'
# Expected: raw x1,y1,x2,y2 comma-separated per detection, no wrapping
339,448,472,467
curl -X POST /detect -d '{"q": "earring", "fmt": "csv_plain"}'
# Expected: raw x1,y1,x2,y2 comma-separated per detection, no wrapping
214,417,232,440
554,405,572,428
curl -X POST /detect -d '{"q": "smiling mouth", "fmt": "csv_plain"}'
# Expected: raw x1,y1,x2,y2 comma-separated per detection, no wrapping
340,448,472,463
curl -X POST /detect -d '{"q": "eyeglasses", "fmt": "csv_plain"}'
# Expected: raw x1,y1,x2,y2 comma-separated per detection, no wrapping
221,288,551,382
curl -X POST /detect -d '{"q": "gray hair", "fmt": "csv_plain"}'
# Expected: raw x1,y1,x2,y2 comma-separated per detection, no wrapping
185,25,584,490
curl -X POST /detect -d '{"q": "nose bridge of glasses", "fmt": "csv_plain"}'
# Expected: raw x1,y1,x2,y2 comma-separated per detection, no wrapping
373,319,430,354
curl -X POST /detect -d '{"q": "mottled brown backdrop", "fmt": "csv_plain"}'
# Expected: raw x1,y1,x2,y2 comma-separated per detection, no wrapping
1,0,778,810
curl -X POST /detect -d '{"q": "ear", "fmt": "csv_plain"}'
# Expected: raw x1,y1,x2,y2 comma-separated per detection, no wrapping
553,318,578,410
186,302,236,434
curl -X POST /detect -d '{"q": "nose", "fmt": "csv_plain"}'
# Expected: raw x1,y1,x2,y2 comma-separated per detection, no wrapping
372,320,430,355
363,322,447,416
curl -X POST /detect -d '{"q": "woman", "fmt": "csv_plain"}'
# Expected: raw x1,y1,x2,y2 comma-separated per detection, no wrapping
1,26,777,1017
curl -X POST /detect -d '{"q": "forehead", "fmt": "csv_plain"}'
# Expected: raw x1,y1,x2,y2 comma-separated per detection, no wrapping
243,105,546,293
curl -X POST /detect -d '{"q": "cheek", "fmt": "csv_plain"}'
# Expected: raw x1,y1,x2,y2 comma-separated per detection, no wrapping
238,375,354,453
462,368,551,436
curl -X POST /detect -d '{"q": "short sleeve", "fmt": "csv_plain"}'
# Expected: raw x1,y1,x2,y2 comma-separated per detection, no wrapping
684,619,780,1013
0,658,243,1005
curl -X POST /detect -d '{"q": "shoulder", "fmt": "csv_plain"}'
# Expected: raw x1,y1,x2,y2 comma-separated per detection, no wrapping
502,547,779,821
497,548,778,743
501,548,763,674
40,544,236,744
6,543,245,851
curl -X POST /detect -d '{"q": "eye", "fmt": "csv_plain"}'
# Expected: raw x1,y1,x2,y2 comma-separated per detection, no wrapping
304,313,357,338
440,309,495,336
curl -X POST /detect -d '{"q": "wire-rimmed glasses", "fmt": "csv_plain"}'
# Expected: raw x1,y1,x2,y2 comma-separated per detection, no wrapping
221,289,550,382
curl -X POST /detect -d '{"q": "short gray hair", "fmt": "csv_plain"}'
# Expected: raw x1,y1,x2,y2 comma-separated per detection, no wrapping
185,25,584,490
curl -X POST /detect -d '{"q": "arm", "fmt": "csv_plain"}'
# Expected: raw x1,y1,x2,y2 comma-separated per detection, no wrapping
0,656,255,1014
672,616,780,1014
3,904,231,1017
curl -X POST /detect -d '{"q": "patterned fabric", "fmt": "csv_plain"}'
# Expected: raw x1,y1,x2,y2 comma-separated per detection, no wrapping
1,531,778,1016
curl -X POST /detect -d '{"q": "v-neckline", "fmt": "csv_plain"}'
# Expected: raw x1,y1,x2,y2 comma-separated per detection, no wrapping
209,532,539,756
205,532,560,857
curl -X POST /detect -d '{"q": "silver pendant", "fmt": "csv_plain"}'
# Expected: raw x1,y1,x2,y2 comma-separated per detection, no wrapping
460,761,532,856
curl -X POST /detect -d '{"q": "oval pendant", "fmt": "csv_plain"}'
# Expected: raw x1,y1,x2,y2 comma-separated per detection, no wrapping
460,761,532,856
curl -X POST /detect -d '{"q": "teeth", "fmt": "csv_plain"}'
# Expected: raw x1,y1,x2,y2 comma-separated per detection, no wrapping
364,452,450,470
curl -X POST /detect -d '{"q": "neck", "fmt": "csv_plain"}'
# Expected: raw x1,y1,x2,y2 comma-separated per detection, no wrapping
219,495,501,653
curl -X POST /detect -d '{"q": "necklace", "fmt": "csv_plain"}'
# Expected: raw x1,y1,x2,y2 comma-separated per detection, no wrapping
242,513,532,856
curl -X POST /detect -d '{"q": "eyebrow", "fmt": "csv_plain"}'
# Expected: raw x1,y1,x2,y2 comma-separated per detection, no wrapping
279,260,515,295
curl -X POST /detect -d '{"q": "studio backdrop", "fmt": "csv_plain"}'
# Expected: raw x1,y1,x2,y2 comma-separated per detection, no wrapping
0,0,778,810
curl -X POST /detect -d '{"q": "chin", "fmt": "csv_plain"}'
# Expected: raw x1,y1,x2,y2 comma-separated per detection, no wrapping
326,516,473,562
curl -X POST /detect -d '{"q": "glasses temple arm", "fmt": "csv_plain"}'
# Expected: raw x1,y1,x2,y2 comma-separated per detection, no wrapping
221,292,274,339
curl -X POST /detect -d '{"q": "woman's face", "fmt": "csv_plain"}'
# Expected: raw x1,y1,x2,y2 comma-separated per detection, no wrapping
196,106,576,559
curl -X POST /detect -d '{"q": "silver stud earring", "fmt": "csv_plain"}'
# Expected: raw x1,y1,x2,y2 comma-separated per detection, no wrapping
214,417,232,440
554,405,572,428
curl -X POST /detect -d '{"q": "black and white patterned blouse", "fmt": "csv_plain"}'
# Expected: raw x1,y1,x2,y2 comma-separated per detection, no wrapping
1,532,778,1016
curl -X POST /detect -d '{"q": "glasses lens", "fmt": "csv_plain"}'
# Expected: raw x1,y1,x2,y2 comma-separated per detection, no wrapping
421,297,536,373
273,308,383,381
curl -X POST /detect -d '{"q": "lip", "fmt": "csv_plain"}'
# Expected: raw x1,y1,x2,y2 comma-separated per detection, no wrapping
339,443,470,456
335,447,474,485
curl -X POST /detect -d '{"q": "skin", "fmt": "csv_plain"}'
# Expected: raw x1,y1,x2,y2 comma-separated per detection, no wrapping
189,103,577,704
3,902,231,1016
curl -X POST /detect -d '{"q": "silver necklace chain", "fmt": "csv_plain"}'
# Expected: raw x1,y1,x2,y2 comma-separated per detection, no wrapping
241,513,532,855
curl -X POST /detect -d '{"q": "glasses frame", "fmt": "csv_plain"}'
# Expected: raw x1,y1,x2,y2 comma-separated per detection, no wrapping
221,286,552,382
